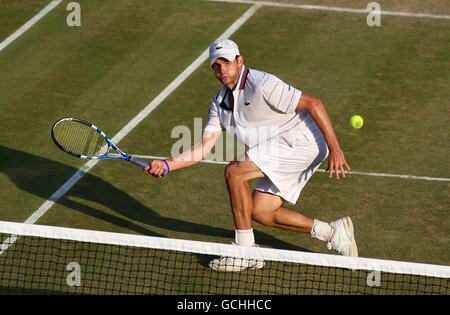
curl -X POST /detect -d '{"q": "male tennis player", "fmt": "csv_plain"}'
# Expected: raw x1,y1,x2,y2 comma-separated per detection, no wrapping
146,39,357,272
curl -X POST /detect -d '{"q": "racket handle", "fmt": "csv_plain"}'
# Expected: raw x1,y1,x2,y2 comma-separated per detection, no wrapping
129,157,167,176
129,156,150,168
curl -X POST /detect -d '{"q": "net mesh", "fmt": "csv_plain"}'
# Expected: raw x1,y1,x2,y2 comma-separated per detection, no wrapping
0,222,448,295
52,120,107,157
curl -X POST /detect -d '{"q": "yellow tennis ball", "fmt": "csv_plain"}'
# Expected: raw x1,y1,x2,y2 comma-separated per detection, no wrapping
349,115,364,129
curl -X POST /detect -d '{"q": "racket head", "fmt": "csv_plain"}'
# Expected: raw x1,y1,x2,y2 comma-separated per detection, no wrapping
51,117,109,159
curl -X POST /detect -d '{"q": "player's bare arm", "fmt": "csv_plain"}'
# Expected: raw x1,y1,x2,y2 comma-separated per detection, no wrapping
145,131,222,177
296,93,351,179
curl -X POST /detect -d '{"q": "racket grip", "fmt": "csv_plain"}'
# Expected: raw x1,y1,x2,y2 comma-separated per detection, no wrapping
129,157,167,176
129,156,150,168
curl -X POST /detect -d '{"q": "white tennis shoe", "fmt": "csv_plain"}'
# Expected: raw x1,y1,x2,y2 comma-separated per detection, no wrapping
327,217,358,257
209,243,265,272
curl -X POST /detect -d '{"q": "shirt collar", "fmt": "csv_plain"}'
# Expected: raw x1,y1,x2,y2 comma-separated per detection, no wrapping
233,65,249,91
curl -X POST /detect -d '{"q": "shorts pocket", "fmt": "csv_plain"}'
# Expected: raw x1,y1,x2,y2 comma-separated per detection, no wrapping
294,131,311,146
279,133,295,147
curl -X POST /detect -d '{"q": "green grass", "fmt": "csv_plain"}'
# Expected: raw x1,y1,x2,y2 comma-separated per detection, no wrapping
0,0,249,221
0,0,50,40
0,0,449,281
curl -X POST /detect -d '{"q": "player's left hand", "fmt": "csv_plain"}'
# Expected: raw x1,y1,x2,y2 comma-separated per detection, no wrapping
326,148,351,180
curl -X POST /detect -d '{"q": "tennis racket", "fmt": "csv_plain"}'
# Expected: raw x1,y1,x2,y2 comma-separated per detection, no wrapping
51,117,167,175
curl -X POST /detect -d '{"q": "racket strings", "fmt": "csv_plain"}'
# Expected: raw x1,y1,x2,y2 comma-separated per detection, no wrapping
53,121,108,157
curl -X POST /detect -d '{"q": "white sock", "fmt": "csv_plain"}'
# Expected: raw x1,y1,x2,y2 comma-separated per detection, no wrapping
235,229,255,246
311,219,333,242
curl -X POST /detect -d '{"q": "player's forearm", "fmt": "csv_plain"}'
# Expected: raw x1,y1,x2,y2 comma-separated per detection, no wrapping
165,132,219,171
306,100,341,151
165,143,203,171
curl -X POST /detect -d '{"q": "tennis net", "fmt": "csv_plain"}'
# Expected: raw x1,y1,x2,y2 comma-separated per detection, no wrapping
0,220,448,295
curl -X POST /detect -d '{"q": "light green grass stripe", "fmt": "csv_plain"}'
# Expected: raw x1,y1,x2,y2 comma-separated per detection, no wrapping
0,0,62,52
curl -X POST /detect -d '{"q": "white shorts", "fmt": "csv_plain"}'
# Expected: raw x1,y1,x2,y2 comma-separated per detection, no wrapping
247,126,329,204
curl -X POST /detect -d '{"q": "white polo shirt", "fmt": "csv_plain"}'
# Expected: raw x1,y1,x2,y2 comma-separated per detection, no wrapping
204,65,318,147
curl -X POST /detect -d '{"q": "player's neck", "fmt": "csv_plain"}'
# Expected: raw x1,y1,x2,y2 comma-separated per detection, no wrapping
226,66,244,91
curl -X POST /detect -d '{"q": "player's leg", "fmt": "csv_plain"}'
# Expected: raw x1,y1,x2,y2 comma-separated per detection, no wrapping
252,190,357,257
223,155,264,245
252,190,333,242
209,156,266,272
252,191,315,233
223,159,329,239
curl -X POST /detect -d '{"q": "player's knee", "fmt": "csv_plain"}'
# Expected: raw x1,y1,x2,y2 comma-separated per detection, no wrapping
224,161,240,182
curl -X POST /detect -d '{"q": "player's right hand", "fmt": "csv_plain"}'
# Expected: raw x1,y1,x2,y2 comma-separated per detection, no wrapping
144,160,168,177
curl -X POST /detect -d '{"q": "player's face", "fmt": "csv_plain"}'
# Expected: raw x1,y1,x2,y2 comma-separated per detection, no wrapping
212,56,243,89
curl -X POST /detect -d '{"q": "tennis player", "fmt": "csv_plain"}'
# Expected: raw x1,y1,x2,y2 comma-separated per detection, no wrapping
146,39,357,272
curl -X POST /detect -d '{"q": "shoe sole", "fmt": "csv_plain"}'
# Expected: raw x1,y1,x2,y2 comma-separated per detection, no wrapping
209,261,265,272
344,217,358,257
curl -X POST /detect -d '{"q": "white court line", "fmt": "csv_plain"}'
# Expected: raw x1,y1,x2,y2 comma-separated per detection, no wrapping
134,155,450,182
0,0,63,53
0,2,261,256
206,0,450,20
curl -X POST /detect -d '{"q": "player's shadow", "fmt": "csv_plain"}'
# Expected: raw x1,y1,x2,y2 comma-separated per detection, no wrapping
0,145,311,252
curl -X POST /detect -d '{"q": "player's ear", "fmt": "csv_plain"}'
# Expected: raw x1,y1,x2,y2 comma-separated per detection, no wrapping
236,55,244,66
